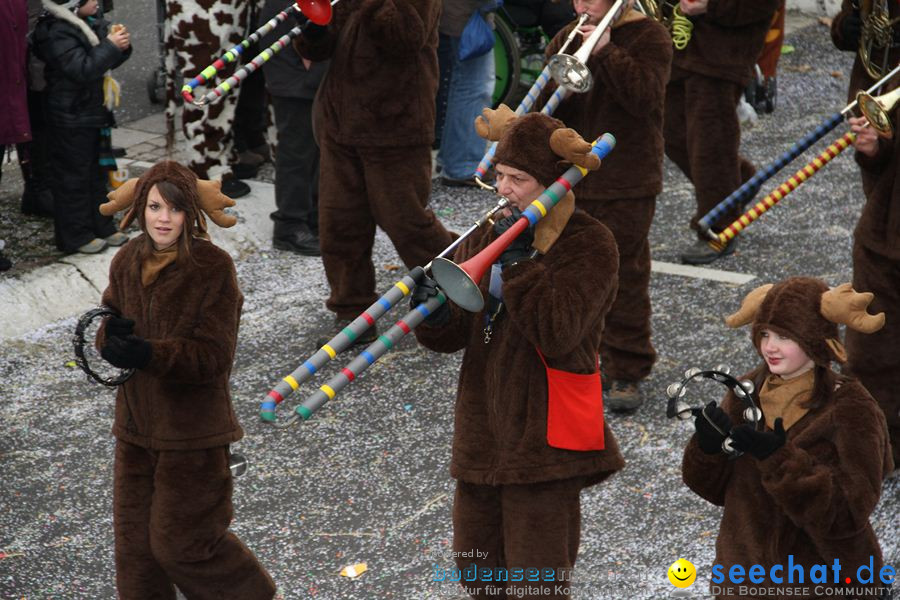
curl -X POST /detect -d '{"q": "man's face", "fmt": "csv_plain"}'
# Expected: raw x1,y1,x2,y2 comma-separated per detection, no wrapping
572,0,616,23
495,164,545,213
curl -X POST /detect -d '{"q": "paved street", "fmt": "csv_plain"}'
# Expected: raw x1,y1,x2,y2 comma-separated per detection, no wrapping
1,8,898,600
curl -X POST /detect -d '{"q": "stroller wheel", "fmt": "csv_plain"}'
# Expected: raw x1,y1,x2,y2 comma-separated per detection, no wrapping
146,68,166,104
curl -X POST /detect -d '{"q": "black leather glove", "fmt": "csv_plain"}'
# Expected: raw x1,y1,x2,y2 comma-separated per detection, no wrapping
409,275,450,326
730,418,786,460
840,10,863,47
105,315,134,339
101,334,152,369
694,401,733,455
493,207,534,267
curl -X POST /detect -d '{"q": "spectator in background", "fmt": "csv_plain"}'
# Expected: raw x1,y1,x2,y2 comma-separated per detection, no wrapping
261,0,327,256
0,0,33,271
435,0,496,188
33,0,131,254
232,0,272,181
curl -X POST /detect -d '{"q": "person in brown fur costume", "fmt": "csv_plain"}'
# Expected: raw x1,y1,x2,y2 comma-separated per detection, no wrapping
663,0,778,265
292,0,455,347
538,0,672,411
97,161,276,600
831,1,900,469
413,111,624,600
682,277,894,600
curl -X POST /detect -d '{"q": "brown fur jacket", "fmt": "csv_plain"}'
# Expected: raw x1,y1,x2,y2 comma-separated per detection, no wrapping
293,0,440,147
101,237,245,450
415,210,625,486
682,375,893,600
540,15,672,200
672,0,779,86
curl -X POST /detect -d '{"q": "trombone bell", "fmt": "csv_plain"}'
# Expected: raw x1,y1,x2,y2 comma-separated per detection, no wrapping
857,87,900,137
548,54,594,94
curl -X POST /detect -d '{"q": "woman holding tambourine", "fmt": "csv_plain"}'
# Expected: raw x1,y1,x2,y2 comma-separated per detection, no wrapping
96,160,276,599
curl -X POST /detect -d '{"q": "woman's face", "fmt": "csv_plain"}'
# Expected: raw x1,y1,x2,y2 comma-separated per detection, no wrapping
758,329,815,379
144,185,185,250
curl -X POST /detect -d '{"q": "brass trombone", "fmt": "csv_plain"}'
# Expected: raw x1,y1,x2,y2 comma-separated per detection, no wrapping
548,0,627,93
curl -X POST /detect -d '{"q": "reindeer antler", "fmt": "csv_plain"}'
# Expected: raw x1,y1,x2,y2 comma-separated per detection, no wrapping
820,283,885,333
197,180,237,228
100,178,139,217
474,104,518,141
725,283,773,328
549,128,601,171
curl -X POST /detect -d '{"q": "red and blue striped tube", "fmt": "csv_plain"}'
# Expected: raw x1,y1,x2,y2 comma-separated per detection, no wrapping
696,111,844,239
180,4,299,104
473,68,568,181
710,132,855,250
295,292,448,420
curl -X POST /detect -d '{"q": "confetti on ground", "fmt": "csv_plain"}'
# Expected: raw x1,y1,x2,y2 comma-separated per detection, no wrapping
340,563,368,578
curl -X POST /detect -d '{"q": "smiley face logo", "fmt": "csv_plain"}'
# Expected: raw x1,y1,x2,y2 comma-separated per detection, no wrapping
668,558,697,588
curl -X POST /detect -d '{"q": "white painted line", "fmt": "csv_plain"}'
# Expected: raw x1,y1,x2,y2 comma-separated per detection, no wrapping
651,260,756,285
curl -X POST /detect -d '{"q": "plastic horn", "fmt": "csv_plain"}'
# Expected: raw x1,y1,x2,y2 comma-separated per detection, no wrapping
259,198,509,426
472,15,588,188
696,61,900,240
181,0,336,105
709,132,856,251
548,0,626,93
292,292,448,422
439,133,616,312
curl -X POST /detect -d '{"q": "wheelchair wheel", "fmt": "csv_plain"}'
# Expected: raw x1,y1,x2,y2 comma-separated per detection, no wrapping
492,17,520,108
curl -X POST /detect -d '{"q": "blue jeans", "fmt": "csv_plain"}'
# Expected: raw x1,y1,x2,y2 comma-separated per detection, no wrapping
436,33,494,180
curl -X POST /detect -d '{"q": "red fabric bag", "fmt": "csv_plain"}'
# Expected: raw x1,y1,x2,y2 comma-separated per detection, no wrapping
537,349,605,451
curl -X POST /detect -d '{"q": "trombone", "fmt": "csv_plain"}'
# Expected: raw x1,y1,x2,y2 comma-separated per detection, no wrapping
548,0,627,93
181,0,335,106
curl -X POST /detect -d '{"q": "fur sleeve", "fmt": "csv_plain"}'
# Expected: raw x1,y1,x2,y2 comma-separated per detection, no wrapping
500,218,619,359
854,138,894,176
144,251,243,383
705,0,779,28
682,435,733,506
756,391,890,542
830,0,857,52
589,22,672,119
358,0,438,56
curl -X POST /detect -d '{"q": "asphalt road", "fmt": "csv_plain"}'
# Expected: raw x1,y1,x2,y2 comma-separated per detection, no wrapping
1,15,898,600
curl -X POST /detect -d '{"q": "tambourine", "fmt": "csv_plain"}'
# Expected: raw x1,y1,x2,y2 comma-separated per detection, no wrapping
665,365,763,456
73,307,135,387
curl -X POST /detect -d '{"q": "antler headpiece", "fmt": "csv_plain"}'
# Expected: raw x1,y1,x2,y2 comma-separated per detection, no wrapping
725,277,885,364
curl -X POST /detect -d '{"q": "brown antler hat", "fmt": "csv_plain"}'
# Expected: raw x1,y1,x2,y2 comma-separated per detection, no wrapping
491,112,567,188
725,277,885,365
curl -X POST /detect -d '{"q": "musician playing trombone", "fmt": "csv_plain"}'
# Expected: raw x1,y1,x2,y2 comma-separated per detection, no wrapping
411,112,625,600
662,0,779,264
831,0,900,468
538,0,672,411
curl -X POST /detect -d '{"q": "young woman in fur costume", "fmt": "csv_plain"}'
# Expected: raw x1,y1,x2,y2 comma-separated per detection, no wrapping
97,161,276,600
682,277,894,600
412,110,625,600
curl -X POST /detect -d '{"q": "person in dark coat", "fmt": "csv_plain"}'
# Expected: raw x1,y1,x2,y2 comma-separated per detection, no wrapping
413,111,624,600
538,0,672,411
682,277,893,600
33,0,131,254
662,0,778,265
98,161,277,600
831,0,900,470
261,0,329,256
293,0,456,347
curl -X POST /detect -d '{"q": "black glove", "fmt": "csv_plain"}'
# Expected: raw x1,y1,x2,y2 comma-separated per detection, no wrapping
298,19,329,40
409,275,450,326
101,334,152,369
729,418,786,460
840,10,863,47
105,315,134,339
493,207,534,267
694,401,733,455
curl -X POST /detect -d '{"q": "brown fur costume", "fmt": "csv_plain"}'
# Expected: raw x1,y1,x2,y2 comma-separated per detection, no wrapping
683,278,893,600
100,162,275,599
539,11,671,381
831,2,900,466
293,0,454,318
663,0,778,235
415,114,624,599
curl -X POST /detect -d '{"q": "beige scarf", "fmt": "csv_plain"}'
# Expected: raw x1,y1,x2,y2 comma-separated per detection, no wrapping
141,244,178,287
759,370,815,431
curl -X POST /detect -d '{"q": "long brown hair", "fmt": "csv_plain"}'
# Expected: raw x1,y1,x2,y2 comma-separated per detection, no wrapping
131,161,204,266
